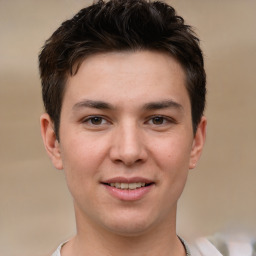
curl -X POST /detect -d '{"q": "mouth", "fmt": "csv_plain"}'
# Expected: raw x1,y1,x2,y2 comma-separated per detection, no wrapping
101,177,155,201
102,182,153,190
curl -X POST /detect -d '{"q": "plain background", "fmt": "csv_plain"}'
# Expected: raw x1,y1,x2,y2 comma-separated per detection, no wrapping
0,0,255,255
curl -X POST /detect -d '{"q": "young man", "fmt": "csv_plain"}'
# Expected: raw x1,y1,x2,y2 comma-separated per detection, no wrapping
39,0,208,255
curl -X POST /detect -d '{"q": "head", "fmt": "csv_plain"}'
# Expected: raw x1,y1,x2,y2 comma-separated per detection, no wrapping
39,0,207,237
39,0,206,141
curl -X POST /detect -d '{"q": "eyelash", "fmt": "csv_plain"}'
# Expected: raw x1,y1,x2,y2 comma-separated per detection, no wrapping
82,116,109,126
146,115,177,125
81,115,176,127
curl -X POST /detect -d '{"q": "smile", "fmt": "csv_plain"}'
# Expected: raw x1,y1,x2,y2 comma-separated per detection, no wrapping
102,178,154,201
107,182,147,190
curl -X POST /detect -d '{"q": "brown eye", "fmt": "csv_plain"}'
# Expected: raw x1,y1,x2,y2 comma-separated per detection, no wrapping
90,117,103,125
83,116,108,126
152,116,164,125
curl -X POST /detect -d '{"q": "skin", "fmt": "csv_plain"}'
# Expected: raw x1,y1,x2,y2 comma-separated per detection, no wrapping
41,50,206,256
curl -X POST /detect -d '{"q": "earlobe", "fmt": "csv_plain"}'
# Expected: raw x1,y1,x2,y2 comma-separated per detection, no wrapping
40,113,63,170
189,116,207,169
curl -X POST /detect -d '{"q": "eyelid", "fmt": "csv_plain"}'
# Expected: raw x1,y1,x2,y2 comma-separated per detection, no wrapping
146,115,177,125
82,115,111,125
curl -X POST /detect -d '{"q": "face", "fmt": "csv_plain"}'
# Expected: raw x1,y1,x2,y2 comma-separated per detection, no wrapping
41,51,206,236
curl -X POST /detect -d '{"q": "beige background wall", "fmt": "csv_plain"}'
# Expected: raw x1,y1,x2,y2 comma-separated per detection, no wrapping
0,1,255,255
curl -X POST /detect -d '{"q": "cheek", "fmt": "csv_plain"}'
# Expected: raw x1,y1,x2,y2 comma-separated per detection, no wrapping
61,132,106,166
59,131,112,184
59,138,101,190
152,135,192,196
153,135,193,171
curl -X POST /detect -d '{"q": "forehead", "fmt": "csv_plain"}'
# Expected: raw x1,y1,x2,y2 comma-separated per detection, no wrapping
64,50,190,110
73,50,186,83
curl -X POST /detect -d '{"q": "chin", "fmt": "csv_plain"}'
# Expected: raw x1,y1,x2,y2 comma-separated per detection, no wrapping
101,211,159,237
106,223,152,237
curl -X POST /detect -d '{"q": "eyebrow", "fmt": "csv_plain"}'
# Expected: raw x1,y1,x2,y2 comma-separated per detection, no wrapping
72,99,183,112
143,100,183,111
73,99,114,111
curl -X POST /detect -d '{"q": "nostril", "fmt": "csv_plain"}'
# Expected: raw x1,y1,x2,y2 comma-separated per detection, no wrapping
125,158,144,166
135,158,143,163
112,157,144,166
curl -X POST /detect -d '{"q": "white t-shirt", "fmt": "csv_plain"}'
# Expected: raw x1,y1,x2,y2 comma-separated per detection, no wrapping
51,243,63,256
51,235,256,256
51,238,192,256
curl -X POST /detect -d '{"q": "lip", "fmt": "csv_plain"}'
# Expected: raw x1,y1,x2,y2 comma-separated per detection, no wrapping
102,176,154,184
101,176,155,201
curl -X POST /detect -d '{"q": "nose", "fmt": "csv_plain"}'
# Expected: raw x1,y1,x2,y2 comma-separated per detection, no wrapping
109,122,148,166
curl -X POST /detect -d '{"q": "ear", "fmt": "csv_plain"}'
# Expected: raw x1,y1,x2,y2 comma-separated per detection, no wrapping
40,113,63,170
189,116,207,169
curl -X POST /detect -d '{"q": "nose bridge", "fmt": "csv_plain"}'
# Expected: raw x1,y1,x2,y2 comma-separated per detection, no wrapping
110,120,146,165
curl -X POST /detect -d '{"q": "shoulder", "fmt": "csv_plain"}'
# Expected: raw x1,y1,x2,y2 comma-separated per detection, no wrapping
51,243,64,256
188,234,256,256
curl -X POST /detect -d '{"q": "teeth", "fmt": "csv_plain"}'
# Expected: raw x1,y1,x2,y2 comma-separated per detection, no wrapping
109,182,146,190
128,183,136,190
121,183,128,189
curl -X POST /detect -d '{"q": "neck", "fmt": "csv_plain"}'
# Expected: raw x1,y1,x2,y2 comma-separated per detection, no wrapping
62,204,186,256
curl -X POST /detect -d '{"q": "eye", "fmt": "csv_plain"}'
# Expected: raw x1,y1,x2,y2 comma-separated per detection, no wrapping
148,116,168,125
151,116,165,125
83,116,108,126
90,116,104,125
146,115,177,127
